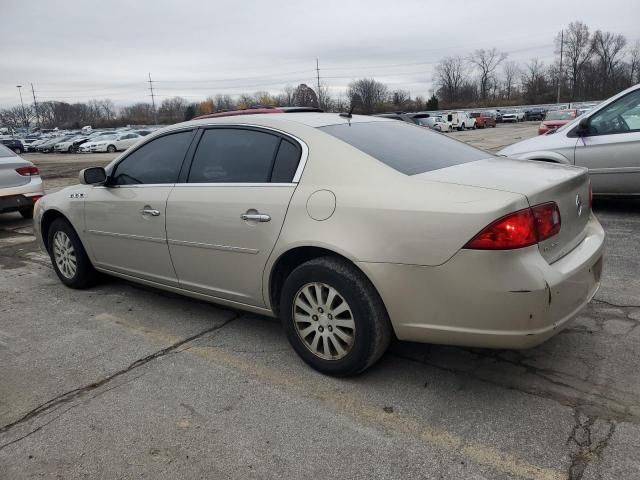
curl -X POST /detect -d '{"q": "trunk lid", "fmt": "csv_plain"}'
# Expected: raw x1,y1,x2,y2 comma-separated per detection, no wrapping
0,156,32,189
417,158,591,263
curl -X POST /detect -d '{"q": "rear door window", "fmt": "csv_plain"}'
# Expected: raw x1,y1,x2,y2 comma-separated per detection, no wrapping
188,128,280,183
319,121,489,175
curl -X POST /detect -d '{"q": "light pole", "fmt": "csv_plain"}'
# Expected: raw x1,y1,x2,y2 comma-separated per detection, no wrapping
16,84,28,130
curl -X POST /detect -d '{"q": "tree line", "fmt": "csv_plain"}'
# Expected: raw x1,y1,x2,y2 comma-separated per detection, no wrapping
1,20,638,130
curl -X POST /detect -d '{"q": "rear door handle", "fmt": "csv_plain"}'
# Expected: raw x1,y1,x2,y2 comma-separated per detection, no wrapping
241,212,271,222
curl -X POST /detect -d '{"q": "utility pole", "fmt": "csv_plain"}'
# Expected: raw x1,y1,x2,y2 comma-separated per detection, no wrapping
148,72,158,125
316,58,322,110
16,85,28,130
557,29,564,104
31,83,40,129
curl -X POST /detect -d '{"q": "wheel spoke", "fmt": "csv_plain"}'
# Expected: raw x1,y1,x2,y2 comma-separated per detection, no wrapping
331,301,351,317
295,298,314,315
332,326,354,344
332,319,355,329
328,335,346,357
302,286,318,308
297,324,316,338
309,332,321,352
325,287,337,309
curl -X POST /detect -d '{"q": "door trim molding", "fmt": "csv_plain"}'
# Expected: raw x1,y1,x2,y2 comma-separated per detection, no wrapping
168,238,259,254
87,229,166,244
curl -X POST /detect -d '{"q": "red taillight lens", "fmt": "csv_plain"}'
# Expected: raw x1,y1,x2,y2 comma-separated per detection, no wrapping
531,202,561,241
15,166,39,176
464,202,561,250
464,208,537,250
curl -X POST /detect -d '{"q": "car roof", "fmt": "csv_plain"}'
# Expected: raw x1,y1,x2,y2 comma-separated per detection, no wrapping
194,106,323,120
169,112,393,130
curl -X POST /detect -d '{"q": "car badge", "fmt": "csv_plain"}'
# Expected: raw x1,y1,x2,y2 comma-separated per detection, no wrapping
575,194,583,217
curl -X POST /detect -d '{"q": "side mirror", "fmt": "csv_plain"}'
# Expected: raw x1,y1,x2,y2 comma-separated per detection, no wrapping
79,166,107,185
577,117,590,136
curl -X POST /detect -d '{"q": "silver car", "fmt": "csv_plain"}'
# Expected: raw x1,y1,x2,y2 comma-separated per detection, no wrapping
33,113,604,375
0,144,45,219
499,83,640,196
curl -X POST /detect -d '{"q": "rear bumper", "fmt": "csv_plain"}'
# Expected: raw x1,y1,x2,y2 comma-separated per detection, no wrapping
0,178,44,213
357,214,604,349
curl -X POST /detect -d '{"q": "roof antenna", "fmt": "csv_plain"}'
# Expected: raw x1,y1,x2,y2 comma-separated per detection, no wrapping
339,105,354,119
340,95,360,123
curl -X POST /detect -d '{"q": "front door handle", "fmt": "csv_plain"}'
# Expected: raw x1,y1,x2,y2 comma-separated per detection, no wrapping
141,207,160,216
241,210,271,222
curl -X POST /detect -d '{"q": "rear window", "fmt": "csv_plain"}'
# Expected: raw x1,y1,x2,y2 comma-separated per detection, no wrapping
546,111,575,121
319,121,489,175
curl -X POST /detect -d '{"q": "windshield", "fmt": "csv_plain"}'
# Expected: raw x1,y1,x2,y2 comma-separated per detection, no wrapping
319,121,489,175
95,135,117,141
469,113,480,118
546,111,575,121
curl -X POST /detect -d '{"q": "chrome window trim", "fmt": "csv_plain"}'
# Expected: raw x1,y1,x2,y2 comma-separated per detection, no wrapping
106,122,309,186
172,183,296,188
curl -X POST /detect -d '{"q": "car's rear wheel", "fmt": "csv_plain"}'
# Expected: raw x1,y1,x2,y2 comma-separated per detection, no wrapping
48,218,98,289
107,145,116,153
13,147,21,154
280,256,392,376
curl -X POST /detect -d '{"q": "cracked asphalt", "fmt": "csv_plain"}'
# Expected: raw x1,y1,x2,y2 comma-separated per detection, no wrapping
1,124,639,479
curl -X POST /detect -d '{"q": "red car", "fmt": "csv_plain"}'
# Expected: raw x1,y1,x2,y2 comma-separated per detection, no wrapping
194,106,322,120
538,109,577,135
470,112,496,128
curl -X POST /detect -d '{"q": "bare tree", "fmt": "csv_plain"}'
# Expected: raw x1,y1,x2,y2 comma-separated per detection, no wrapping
591,30,627,94
557,21,593,99
346,78,388,114
391,89,411,109
434,56,468,105
521,58,550,104
502,61,520,100
468,48,507,101
292,84,319,108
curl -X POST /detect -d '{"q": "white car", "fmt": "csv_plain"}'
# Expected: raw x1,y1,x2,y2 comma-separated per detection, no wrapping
0,144,44,218
499,83,640,196
34,111,604,375
79,133,142,153
413,115,451,132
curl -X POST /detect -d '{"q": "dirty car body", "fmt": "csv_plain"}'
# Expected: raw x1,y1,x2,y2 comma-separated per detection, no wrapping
34,113,605,375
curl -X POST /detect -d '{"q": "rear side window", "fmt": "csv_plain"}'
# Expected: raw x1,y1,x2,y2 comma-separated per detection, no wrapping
188,128,280,183
110,130,193,185
319,121,488,175
271,139,301,182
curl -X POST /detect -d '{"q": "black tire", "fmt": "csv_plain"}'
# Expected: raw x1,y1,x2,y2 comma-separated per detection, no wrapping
47,218,98,289
19,207,33,219
14,147,22,154
107,145,116,153
280,256,392,376
68,146,73,153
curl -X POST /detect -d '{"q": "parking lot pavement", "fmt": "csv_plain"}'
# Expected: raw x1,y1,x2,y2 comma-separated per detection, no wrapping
1,125,639,479
449,121,540,153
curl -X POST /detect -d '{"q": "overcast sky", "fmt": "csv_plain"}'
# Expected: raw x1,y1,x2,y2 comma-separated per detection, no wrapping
1,0,638,108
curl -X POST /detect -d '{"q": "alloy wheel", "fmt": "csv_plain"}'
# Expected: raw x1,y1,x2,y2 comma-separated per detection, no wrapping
292,282,356,360
52,231,77,279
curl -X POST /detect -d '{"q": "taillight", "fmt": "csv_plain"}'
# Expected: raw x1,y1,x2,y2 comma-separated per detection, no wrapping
15,166,39,176
531,202,561,241
464,202,561,250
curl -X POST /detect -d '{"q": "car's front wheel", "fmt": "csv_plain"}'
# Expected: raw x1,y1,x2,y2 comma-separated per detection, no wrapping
47,218,98,289
107,145,116,153
280,256,392,376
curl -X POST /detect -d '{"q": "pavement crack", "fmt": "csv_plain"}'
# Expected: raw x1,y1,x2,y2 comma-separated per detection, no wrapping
0,313,240,446
566,411,616,480
593,298,640,309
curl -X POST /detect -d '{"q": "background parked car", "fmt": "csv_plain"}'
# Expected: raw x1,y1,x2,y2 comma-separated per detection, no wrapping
80,133,142,153
537,109,578,135
525,107,546,121
501,109,521,123
0,144,44,218
412,114,451,132
499,83,640,195
442,111,474,130
1,138,25,153
469,112,495,128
